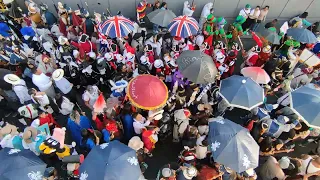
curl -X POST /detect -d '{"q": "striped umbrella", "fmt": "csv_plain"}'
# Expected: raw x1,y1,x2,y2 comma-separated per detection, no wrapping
98,16,134,38
168,15,199,38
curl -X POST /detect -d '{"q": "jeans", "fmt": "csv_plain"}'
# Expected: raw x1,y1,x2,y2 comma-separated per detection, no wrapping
252,22,260,32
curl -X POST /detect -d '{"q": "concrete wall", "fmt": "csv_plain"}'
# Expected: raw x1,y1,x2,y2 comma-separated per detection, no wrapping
17,0,320,22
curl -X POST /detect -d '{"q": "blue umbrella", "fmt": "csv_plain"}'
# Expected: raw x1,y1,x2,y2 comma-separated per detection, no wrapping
0,148,46,180
287,28,317,44
208,118,259,173
79,141,141,180
219,75,264,110
290,84,320,128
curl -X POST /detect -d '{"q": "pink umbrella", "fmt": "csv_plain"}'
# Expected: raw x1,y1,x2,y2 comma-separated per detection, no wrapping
241,67,270,84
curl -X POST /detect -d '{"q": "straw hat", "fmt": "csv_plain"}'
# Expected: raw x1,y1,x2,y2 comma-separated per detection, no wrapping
128,136,144,151
52,69,64,81
23,126,38,144
4,74,21,85
58,36,68,45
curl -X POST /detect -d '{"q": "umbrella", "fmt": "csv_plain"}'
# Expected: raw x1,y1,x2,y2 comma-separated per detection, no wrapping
127,74,168,110
98,16,134,38
176,50,218,84
241,67,271,84
79,141,141,180
208,119,259,173
168,15,199,38
287,28,317,44
0,148,46,180
219,75,264,110
0,68,13,90
260,28,280,45
147,9,176,27
290,84,320,128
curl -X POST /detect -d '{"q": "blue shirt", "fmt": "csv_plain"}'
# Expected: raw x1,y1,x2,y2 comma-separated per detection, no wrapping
122,114,134,141
67,116,91,145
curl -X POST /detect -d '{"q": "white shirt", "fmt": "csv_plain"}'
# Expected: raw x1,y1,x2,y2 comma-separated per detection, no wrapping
239,8,251,18
32,73,53,92
133,118,150,134
54,77,72,94
13,79,32,104
82,86,99,108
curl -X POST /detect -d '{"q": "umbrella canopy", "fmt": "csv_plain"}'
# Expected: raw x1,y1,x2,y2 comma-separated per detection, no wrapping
168,15,199,38
260,29,280,45
0,68,14,90
127,74,168,110
176,50,218,84
219,75,264,110
208,119,259,173
79,141,141,180
241,67,271,84
290,84,320,128
98,16,134,38
147,9,176,27
287,28,317,44
0,148,46,180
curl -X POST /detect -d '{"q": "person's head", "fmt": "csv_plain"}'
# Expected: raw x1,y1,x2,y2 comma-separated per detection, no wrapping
299,12,309,19
274,139,284,150
264,6,269,10
132,112,144,121
28,88,37,96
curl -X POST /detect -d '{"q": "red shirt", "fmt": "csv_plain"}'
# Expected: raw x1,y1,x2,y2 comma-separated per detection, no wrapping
39,114,59,127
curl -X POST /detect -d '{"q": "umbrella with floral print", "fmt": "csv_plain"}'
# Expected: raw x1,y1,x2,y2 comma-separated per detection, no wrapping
208,118,259,173
79,140,141,180
0,148,46,180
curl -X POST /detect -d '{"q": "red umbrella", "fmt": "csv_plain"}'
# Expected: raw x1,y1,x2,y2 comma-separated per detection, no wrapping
93,94,106,113
252,32,263,48
127,75,168,110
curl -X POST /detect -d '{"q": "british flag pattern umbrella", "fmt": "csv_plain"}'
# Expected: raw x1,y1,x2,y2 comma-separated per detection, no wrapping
98,16,134,38
168,15,199,38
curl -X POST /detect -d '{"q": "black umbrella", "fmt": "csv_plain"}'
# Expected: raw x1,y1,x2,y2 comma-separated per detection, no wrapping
0,68,14,90
0,148,47,180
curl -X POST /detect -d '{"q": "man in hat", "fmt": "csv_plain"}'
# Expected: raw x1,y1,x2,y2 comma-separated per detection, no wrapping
36,54,57,77
71,34,97,61
173,109,191,142
136,0,153,24
4,74,32,105
31,68,56,98
52,69,76,103
40,3,57,28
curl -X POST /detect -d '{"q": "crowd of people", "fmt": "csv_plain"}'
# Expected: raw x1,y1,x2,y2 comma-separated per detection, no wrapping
0,0,319,179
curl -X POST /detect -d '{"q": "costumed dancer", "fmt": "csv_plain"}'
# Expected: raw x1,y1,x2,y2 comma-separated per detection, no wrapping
182,1,196,17
199,2,213,31
203,14,216,47
136,0,153,24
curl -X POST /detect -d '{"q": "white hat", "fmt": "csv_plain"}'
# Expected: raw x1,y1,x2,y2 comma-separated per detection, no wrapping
128,136,144,151
263,45,272,53
4,74,21,85
52,69,64,81
73,50,79,57
58,36,68,45
154,59,164,68
104,52,113,61
279,156,291,169
183,166,197,180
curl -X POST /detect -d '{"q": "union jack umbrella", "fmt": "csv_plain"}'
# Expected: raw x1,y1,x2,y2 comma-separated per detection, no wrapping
98,16,134,38
168,15,199,38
